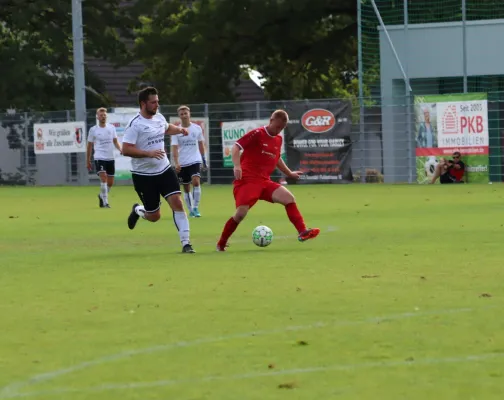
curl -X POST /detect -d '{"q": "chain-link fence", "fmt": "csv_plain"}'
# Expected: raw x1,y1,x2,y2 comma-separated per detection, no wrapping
356,0,504,183
0,98,381,186
1,94,504,186
360,0,504,98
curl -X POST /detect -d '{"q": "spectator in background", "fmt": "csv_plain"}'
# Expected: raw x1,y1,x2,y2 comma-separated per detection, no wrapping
430,151,465,184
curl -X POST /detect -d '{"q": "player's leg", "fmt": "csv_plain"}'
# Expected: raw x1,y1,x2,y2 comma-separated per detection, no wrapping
104,161,115,207
161,168,195,253
183,184,194,216
128,174,161,230
430,160,447,184
216,183,261,251
268,183,320,242
179,167,194,216
95,160,108,208
191,165,202,217
216,206,250,251
439,173,454,184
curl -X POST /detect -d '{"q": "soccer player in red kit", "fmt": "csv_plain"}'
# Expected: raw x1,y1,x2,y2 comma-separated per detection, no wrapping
217,110,320,251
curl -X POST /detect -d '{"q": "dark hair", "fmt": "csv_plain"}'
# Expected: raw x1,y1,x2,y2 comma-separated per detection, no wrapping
138,87,158,106
453,151,461,157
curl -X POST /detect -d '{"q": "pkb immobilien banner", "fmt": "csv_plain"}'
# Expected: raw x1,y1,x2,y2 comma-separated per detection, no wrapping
414,93,489,184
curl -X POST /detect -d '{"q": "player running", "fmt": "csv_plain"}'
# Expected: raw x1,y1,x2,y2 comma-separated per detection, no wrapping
87,107,122,208
216,110,320,251
122,87,196,254
171,105,207,217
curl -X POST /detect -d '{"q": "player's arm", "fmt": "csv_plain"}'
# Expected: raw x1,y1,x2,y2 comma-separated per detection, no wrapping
122,143,165,160
165,124,189,136
171,141,180,172
86,141,93,171
122,126,165,159
112,127,122,154
277,158,303,180
232,129,259,180
86,129,94,171
198,132,207,169
113,138,122,155
232,144,242,180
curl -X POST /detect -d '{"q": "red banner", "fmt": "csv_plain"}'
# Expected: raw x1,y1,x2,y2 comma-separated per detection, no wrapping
416,147,488,157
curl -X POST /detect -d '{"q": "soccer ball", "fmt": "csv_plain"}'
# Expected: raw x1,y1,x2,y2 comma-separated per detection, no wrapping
424,156,438,178
252,225,273,247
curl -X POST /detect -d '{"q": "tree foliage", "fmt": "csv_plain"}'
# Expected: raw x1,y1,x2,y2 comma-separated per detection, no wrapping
0,0,131,111
132,0,357,103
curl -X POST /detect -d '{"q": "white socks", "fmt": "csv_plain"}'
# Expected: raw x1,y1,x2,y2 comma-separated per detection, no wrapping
135,205,146,219
133,206,190,245
100,182,108,205
184,187,201,211
173,211,190,245
184,192,193,212
193,186,201,208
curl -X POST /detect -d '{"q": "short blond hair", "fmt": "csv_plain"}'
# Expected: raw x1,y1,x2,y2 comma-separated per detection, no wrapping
96,107,107,114
271,109,289,122
177,105,190,113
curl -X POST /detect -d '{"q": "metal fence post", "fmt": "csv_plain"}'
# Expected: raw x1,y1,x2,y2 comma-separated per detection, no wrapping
404,0,413,184
204,102,211,184
23,112,29,185
462,0,468,93
66,110,72,183
357,0,366,183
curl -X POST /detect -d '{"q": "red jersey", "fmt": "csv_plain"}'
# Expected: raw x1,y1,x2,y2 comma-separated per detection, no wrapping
235,126,282,182
448,160,465,181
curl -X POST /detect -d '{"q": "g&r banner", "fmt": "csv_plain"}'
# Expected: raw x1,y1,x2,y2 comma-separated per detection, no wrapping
283,102,353,184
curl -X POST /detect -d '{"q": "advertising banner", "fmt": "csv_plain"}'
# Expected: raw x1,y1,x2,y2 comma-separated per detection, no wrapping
414,93,489,184
221,119,286,167
283,102,353,183
34,122,86,154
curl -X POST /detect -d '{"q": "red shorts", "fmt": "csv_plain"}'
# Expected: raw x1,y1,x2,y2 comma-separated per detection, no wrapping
233,180,282,208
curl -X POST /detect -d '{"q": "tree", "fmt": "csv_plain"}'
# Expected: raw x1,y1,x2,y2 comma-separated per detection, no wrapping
0,0,131,111
131,0,357,103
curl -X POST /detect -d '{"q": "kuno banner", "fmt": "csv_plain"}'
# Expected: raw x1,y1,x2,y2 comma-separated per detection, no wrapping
283,102,353,184
221,119,286,167
34,122,86,154
414,93,489,184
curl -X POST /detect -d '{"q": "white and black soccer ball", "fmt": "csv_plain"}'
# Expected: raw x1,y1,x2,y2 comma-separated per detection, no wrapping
252,225,273,247
424,156,438,178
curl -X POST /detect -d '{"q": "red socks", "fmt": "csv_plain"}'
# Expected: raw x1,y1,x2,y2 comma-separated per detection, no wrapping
285,203,306,234
219,204,305,246
218,217,239,246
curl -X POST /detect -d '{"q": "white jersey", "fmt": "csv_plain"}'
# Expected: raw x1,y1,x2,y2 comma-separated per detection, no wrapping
170,123,204,167
122,113,171,176
88,123,117,160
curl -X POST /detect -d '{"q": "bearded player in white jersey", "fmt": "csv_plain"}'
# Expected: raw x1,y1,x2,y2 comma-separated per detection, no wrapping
87,108,122,208
122,87,196,253
170,105,207,217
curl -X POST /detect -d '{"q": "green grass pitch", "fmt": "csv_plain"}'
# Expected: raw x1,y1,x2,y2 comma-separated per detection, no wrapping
1,183,504,399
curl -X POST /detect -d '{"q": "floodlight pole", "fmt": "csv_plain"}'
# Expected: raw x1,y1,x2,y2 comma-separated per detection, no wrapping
72,0,88,185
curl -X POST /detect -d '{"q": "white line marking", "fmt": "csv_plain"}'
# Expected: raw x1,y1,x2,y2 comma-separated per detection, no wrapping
0,305,489,398
4,352,504,398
